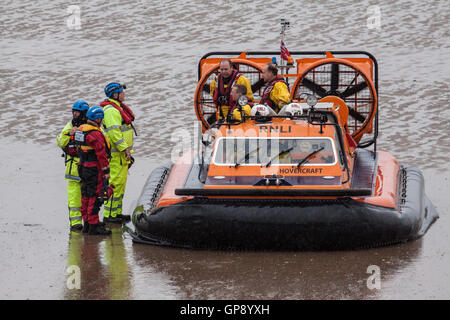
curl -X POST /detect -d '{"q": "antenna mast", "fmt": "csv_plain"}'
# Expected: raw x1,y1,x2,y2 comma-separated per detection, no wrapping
280,19,290,78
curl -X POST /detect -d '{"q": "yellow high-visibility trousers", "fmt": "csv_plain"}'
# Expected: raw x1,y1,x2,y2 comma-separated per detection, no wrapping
68,180,82,226
104,153,128,218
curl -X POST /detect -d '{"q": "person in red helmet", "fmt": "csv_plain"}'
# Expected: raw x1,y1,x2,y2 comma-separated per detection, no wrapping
76,106,112,235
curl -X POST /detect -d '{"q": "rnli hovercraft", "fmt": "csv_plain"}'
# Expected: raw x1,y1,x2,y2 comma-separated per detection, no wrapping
125,48,438,250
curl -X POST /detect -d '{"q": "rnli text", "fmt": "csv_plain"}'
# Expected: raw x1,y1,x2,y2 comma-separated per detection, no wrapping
259,125,291,133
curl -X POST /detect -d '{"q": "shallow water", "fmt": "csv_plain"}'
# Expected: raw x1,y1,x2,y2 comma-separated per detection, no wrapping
0,0,449,299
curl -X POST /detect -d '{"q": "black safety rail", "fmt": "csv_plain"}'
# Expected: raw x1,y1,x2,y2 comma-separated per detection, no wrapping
198,51,378,91
175,187,372,197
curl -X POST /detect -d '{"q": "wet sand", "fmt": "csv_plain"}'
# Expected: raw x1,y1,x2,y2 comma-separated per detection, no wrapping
0,0,449,299
0,139,448,299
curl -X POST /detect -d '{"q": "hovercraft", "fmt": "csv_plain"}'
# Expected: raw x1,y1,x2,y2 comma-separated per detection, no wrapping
125,49,438,250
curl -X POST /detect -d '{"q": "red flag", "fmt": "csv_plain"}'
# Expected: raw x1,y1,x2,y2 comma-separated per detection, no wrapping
280,41,292,61
346,132,358,148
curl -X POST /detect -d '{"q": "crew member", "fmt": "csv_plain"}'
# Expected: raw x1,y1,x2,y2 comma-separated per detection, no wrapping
77,106,112,235
57,99,90,230
100,82,135,223
260,63,291,113
228,84,252,122
210,59,254,121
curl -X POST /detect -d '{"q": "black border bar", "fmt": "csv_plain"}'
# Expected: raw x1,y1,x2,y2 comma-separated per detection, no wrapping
175,188,373,197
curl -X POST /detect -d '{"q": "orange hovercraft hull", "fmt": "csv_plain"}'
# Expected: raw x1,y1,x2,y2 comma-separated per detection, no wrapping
125,149,438,250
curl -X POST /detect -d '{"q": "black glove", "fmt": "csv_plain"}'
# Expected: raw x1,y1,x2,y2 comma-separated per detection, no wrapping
128,156,135,168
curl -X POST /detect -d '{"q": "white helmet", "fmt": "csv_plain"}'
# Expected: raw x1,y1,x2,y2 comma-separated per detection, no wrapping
251,104,272,117
282,103,304,116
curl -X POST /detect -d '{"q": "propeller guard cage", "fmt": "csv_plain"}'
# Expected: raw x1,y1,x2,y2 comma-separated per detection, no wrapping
195,51,379,150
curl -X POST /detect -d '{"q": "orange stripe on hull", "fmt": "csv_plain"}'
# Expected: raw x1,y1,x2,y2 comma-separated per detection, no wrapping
156,153,193,207
353,151,399,209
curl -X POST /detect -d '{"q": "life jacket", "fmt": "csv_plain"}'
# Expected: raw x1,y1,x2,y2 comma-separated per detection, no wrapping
63,135,79,157
260,77,287,110
63,118,87,158
100,99,135,125
213,69,241,108
75,124,111,163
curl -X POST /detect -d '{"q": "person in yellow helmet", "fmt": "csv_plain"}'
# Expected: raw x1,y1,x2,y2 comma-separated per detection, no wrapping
57,100,90,231
100,82,135,223
210,59,254,121
260,63,291,113
228,84,252,122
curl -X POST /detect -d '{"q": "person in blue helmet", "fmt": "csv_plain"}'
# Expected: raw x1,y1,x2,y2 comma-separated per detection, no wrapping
57,100,90,230
76,106,112,235
100,82,136,223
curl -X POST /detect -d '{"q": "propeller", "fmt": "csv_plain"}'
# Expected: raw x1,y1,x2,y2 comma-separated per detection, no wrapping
292,61,376,140
330,63,339,93
341,81,367,98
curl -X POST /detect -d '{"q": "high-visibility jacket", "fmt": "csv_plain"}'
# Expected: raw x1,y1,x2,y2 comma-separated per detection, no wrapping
260,77,291,113
57,121,81,181
101,98,134,155
210,73,254,119
230,104,252,121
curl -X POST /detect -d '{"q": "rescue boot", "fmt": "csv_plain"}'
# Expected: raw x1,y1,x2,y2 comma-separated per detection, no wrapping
83,221,102,233
88,223,111,235
82,222,89,233
103,216,122,224
71,224,83,231
117,214,131,222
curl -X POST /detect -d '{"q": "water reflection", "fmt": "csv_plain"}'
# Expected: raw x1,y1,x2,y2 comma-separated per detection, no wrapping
64,226,131,300
130,239,424,300
102,226,132,300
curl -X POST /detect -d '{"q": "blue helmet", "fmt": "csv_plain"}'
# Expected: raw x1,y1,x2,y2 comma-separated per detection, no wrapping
104,82,126,98
86,106,104,121
72,99,90,112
